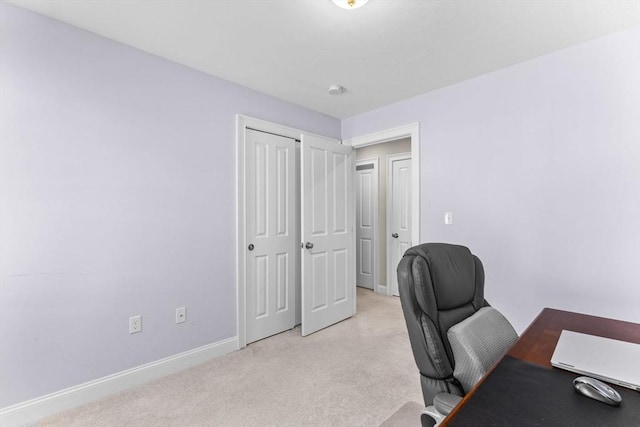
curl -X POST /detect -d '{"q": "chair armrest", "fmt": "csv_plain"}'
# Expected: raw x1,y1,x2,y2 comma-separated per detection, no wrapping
433,392,463,415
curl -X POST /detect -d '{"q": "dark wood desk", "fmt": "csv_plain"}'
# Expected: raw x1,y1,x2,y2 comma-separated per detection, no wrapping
442,308,640,425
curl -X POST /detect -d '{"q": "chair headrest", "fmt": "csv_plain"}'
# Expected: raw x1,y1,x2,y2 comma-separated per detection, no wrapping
404,243,478,310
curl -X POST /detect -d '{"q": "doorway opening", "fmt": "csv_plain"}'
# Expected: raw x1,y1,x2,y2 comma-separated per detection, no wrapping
355,139,411,295
345,123,420,296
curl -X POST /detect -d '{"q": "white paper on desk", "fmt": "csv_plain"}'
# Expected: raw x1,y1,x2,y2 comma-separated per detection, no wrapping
551,330,640,391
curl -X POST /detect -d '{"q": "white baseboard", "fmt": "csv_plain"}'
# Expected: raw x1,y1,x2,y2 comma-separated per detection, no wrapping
0,336,239,427
376,283,388,295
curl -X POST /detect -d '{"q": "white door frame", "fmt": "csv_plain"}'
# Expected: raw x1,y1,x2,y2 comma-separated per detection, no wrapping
387,152,412,296
355,158,379,292
343,122,421,277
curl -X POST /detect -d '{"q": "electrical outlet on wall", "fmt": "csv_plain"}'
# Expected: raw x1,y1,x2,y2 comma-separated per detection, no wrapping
129,315,142,334
176,307,187,324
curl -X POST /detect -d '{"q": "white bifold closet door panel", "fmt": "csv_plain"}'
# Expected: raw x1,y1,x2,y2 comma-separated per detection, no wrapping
301,134,355,336
245,129,296,343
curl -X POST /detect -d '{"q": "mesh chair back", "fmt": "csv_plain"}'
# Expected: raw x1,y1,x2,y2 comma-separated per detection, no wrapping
447,307,519,393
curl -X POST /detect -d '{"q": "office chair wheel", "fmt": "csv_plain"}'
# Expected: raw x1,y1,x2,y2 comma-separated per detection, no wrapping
420,406,444,427
420,412,437,427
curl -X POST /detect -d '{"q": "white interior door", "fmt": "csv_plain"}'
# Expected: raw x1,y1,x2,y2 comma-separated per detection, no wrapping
387,154,412,296
356,160,378,290
245,129,296,343
301,134,355,336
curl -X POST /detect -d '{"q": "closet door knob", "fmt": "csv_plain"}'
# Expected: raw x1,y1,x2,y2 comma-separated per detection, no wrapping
392,233,399,238
305,242,314,249
248,244,255,251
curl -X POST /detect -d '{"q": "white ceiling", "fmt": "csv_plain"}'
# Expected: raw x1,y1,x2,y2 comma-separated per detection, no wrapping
8,0,640,119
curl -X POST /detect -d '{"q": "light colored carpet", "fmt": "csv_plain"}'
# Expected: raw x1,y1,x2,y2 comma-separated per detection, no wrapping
38,288,423,426
379,401,424,427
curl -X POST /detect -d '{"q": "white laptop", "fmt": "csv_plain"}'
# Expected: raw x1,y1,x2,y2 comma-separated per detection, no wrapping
551,330,640,391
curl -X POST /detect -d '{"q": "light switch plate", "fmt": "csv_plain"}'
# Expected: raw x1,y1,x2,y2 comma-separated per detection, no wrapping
444,211,453,225
176,307,186,324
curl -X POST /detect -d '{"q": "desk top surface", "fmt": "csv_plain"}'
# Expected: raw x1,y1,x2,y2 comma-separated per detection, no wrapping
448,355,640,426
507,308,640,368
443,308,640,425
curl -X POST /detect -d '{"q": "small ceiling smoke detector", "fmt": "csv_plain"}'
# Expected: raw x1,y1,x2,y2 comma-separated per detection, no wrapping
332,0,369,9
328,85,346,95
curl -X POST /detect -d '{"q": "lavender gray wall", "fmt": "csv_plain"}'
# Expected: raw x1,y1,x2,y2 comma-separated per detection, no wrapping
343,26,640,334
0,3,339,408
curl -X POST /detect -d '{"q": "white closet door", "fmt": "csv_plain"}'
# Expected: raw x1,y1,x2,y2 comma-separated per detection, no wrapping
245,129,296,343
300,134,355,336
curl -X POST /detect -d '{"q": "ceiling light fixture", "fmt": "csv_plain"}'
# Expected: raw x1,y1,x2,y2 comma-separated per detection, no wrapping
332,0,368,10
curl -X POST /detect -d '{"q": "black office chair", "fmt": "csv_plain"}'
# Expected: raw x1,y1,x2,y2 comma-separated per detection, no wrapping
397,243,518,426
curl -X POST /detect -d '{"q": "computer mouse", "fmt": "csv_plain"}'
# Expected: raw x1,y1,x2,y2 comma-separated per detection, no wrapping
573,376,622,406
